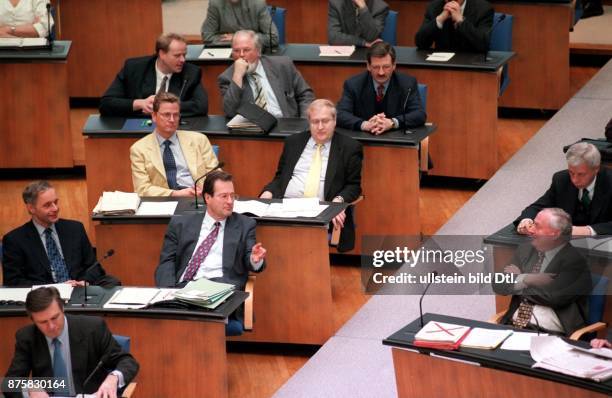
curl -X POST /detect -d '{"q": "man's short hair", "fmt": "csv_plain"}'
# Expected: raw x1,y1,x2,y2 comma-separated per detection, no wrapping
233,29,262,53
542,208,573,238
153,92,180,113
204,170,233,197
566,142,601,168
25,287,64,316
307,99,337,120
366,42,396,64
22,180,53,205
155,32,187,53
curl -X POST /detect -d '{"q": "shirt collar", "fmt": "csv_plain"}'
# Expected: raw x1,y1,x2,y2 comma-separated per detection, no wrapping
203,210,227,230
460,0,467,15
252,60,265,77
45,315,69,347
584,175,597,196
155,131,179,147
155,59,172,79
33,219,57,237
372,78,391,93
307,136,330,149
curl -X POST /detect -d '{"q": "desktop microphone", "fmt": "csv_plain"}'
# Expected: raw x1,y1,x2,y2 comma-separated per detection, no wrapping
419,270,438,327
401,87,412,134
82,352,112,389
193,161,225,209
81,249,115,307
46,2,53,49
269,6,277,54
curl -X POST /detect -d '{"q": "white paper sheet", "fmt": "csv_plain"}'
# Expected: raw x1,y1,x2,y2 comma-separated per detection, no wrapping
499,331,546,351
32,283,74,300
426,52,455,62
198,48,232,59
319,45,355,57
0,288,31,302
136,201,178,216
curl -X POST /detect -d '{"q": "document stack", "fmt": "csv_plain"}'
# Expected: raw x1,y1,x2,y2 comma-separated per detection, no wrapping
413,321,471,350
92,191,141,216
174,278,236,309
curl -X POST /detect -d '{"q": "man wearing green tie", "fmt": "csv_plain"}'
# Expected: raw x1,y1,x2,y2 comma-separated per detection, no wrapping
260,99,363,252
514,142,612,236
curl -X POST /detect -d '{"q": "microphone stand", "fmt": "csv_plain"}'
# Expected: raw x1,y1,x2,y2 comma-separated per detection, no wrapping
46,2,53,50
419,271,438,327
82,249,115,307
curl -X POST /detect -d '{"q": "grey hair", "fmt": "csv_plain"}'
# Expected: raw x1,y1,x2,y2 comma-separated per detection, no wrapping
566,142,601,168
22,181,53,205
541,208,572,238
233,30,262,53
307,99,337,120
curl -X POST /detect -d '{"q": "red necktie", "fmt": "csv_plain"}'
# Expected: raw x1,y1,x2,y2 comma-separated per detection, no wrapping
376,84,384,102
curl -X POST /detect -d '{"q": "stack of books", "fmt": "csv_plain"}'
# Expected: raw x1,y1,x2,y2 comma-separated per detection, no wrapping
92,191,141,216
174,278,236,309
414,321,471,350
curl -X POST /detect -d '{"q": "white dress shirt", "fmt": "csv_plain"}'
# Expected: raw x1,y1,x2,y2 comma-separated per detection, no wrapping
155,131,194,188
284,137,331,201
248,61,283,117
580,176,597,236
155,61,172,93
0,0,53,37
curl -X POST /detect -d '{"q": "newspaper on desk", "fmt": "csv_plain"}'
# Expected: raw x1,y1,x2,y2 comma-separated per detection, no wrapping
0,37,47,48
233,198,328,218
92,191,141,216
530,336,612,381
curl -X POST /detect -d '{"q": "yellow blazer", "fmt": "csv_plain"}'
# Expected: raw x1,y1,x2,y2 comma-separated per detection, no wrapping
130,130,218,196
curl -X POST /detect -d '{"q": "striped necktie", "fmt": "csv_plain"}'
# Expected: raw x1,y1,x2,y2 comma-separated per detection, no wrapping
45,228,70,282
512,251,545,329
251,73,268,110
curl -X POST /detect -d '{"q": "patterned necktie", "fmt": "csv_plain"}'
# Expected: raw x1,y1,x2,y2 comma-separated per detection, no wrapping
512,251,545,329
303,144,323,198
251,73,268,110
162,140,179,189
376,84,384,102
581,188,591,208
44,228,69,282
183,222,221,281
158,75,168,94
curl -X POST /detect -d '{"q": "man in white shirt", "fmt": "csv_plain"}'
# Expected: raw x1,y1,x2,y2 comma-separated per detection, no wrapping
218,29,314,118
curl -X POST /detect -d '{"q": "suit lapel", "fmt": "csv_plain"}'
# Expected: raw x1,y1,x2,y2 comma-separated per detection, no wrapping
324,134,341,200
55,220,74,276
146,133,167,180
361,74,377,118
176,131,197,180
26,221,53,279
178,213,205,282
168,73,184,99
386,74,405,115
590,171,609,222
33,327,54,377
142,60,157,97
222,215,240,274
262,57,288,115
67,315,86,383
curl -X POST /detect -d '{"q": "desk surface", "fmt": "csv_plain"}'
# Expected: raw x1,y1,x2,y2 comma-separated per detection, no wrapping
0,40,71,60
383,313,612,395
187,43,514,72
83,114,435,146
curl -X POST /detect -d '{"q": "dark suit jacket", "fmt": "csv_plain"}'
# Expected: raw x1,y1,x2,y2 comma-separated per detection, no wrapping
514,168,612,235
493,243,591,336
262,131,363,251
217,55,315,118
328,0,389,46
415,0,494,53
5,314,139,397
155,211,265,290
2,219,118,287
605,117,612,141
99,55,208,117
336,71,427,131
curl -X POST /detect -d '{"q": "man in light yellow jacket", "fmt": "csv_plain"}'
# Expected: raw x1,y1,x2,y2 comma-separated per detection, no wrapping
130,92,218,197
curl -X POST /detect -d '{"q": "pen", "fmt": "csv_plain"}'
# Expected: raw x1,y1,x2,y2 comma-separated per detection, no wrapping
207,52,214,56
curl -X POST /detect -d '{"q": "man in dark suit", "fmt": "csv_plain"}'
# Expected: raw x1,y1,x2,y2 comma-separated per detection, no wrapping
515,142,612,236
415,0,494,53
155,170,267,291
218,29,314,118
260,99,363,252
337,42,426,134
328,0,389,47
99,33,208,117
2,181,119,287
495,208,591,336
5,287,139,398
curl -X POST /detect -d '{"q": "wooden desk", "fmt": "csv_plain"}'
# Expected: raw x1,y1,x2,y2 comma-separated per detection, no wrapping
55,0,162,97
84,115,433,254
0,41,72,168
0,287,246,397
384,313,612,397
189,44,510,179
92,199,344,345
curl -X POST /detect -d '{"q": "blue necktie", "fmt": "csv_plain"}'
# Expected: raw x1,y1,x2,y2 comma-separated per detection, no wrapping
162,140,179,189
52,338,70,394
44,228,69,282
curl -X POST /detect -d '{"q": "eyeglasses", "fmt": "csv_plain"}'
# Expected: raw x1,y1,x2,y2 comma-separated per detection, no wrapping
158,112,180,121
309,118,334,126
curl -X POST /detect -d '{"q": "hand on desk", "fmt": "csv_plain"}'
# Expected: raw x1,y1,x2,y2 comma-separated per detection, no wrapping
503,264,521,275
133,95,155,115
96,373,119,398
365,38,383,48
259,191,273,199
28,391,49,398
251,242,267,263
363,113,394,135
591,339,612,349
572,225,593,236
171,186,202,198
66,280,87,287
444,1,464,24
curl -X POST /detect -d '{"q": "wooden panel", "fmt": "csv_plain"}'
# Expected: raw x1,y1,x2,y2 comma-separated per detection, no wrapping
58,0,163,97
0,315,228,398
388,0,429,46
392,348,609,397
274,0,329,44
0,62,72,168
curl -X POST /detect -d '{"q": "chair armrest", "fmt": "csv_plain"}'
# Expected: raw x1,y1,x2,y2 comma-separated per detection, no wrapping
569,322,607,341
488,310,506,324
244,274,256,331
330,195,364,246
121,382,137,398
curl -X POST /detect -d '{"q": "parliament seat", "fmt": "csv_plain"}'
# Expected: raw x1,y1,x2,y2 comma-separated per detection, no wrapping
380,10,398,45
490,13,513,96
267,6,287,45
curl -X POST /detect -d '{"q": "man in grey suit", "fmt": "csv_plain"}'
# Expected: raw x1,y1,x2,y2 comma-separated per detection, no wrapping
218,30,315,118
155,170,267,291
328,0,389,47
201,0,279,49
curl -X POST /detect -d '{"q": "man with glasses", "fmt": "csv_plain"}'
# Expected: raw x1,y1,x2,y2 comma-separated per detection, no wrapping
129,92,218,197
260,99,363,252
217,29,314,118
336,42,426,135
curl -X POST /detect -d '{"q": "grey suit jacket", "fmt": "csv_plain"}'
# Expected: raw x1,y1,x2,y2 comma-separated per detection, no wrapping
201,0,278,49
155,211,265,290
328,0,389,46
217,55,315,118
